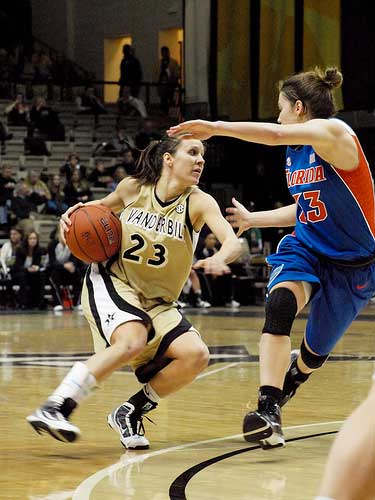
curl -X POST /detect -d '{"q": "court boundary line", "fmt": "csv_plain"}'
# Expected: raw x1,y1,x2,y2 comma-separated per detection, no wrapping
72,420,344,500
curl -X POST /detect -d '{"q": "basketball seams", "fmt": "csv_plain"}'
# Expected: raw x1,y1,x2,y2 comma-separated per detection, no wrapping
92,205,121,246
82,207,109,260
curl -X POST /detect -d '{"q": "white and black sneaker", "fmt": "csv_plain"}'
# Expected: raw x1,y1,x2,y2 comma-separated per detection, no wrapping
27,400,80,443
108,402,151,450
281,349,302,407
243,397,285,450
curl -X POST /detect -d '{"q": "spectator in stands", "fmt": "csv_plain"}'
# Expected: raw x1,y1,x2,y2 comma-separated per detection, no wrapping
45,174,68,216
158,46,180,114
76,86,107,125
109,127,135,155
12,230,46,309
47,227,84,311
135,119,161,150
118,44,143,98
87,160,113,188
243,202,263,254
11,182,41,230
60,153,86,181
24,170,51,203
0,120,13,143
63,168,92,206
29,97,65,141
0,48,16,98
5,93,30,126
111,149,137,176
117,85,147,120
109,166,127,191
0,165,16,229
36,51,53,83
0,226,23,275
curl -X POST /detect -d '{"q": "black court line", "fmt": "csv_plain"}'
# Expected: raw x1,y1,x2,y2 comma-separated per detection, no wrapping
169,430,338,500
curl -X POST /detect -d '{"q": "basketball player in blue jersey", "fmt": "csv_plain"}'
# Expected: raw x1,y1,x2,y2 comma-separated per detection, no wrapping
27,136,242,448
315,374,375,500
168,67,375,449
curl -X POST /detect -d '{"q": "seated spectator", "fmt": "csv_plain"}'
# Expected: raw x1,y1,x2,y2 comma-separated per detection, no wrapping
87,160,113,188
60,153,86,181
11,182,44,229
45,174,68,216
135,119,161,150
117,85,147,119
195,233,239,307
179,268,211,308
109,127,135,155
12,230,46,309
0,165,16,229
0,226,23,275
24,170,51,204
109,166,127,191
5,93,30,126
47,228,84,310
110,149,137,177
76,86,107,124
63,169,92,205
0,120,13,142
29,97,65,141
36,51,53,82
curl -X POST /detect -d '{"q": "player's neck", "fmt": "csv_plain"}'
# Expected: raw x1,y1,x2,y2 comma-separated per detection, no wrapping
155,178,186,203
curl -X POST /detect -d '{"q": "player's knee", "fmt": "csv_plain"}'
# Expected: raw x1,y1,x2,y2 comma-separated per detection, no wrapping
300,338,329,369
112,336,146,362
262,287,297,336
187,342,210,373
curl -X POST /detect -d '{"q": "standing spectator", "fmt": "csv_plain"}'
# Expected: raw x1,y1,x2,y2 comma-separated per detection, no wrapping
76,86,107,125
12,230,46,309
5,93,30,126
46,174,68,216
63,169,92,206
118,44,143,98
158,46,180,115
117,85,147,120
60,154,86,182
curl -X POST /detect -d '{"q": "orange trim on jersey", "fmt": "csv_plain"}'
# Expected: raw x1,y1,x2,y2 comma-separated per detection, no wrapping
333,136,375,239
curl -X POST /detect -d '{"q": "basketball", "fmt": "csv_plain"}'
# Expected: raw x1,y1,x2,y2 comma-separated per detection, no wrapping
65,205,122,263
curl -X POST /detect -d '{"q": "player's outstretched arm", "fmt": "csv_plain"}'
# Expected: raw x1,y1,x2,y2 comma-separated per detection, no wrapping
191,191,242,275
226,199,297,236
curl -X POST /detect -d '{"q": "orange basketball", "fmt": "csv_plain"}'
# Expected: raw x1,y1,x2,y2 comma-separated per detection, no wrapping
65,205,122,263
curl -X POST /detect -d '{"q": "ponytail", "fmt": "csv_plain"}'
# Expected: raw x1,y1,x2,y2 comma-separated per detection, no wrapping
133,136,181,185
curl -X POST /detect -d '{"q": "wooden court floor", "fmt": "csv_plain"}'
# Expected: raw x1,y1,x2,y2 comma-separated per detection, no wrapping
0,305,374,500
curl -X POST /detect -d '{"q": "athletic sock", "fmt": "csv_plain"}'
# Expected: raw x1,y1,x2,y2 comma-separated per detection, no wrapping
259,385,283,405
49,362,97,413
291,358,311,383
128,383,160,414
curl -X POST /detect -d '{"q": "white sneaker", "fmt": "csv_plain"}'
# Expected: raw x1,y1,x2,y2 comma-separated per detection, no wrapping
27,402,80,443
196,298,211,308
53,305,64,312
107,402,150,449
225,300,240,308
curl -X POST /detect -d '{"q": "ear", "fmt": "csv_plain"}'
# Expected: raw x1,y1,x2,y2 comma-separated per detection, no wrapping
163,152,173,165
294,99,306,116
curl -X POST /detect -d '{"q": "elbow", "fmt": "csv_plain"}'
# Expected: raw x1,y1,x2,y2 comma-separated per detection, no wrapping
263,127,286,146
232,239,243,260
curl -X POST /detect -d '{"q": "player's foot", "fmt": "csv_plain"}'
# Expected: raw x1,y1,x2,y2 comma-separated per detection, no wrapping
27,400,80,443
281,349,302,407
243,397,285,449
108,402,150,449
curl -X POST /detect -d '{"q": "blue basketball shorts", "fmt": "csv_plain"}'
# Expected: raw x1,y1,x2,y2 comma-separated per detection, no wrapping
266,234,375,355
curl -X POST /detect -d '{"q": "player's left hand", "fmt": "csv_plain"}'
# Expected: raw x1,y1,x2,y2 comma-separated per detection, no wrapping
193,256,231,276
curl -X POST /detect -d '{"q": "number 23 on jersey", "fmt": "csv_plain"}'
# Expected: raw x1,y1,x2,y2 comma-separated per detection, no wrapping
123,233,168,267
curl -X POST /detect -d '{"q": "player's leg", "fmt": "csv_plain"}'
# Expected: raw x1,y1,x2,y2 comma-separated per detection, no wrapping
243,280,310,449
315,380,375,500
109,308,209,449
27,264,150,443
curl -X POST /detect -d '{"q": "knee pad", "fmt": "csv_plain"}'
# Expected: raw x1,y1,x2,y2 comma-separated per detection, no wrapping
262,288,297,336
300,338,329,369
135,356,172,383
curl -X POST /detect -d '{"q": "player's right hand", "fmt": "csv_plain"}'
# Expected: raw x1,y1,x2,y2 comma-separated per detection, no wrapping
225,197,252,237
167,120,216,140
60,202,84,242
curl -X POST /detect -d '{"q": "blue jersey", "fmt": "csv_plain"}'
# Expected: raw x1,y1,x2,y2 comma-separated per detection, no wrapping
285,119,375,261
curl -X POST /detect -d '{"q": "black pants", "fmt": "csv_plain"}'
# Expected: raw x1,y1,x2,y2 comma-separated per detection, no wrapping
13,269,46,308
49,266,82,306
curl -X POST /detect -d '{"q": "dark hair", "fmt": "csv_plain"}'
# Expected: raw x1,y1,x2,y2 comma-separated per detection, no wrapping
22,230,39,252
10,226,23,237
279,67,343,119
133,137,181,185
